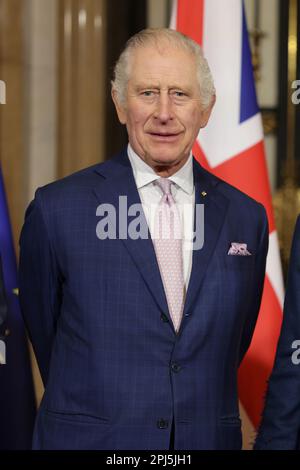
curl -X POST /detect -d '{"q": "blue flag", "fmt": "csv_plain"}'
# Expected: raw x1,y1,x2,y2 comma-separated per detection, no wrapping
0,166,36,449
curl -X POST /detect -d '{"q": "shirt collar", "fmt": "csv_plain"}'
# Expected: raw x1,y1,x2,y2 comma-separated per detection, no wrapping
127,144,194,195
127,144,159,189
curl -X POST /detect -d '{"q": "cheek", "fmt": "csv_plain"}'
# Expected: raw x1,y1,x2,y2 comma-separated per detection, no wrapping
127,104,150,126
127,116,148,138
186,109,203,136
178,106,202,130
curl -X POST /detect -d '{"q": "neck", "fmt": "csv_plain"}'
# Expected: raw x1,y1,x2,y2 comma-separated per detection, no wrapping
153,156,190,177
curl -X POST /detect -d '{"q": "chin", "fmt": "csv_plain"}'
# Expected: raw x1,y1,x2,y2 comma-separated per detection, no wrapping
150,150,179,163
152,158,178,168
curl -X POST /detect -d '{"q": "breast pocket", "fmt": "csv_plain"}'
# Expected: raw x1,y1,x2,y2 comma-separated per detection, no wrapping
220,254,256,313
225,254,255,270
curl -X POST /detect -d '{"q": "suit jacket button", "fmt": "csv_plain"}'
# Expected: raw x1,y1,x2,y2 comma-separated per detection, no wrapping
157,419,169,429
160,313,169,323
171,362,181,373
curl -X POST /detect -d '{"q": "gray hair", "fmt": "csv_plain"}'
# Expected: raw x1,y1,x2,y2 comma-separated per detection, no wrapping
111,28,216,109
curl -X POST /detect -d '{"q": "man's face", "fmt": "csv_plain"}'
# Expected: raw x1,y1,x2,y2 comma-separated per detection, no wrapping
112,44,215,175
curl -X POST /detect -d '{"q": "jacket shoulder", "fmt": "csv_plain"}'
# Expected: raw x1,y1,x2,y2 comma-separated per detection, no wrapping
195,161,267,219
34,150,127,204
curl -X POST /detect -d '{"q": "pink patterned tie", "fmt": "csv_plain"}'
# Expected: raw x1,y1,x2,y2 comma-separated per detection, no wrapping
153,178,185,332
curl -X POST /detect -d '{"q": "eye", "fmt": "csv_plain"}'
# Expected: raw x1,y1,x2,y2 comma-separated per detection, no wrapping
169,90,189,102
141,90,154,97
172,91,186,98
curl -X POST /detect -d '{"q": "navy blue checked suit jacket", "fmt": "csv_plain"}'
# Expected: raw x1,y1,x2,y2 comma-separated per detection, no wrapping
255,216,300,450
19,149,268,450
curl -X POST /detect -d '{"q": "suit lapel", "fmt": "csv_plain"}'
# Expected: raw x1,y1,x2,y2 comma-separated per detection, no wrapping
93,151,169,318
183,160,230,315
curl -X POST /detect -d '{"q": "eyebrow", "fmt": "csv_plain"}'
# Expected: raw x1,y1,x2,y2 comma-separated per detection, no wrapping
133,84,159,91
133,83,193,92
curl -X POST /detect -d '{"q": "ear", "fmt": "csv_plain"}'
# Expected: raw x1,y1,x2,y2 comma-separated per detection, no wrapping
111,88,127,124
199,94,216,128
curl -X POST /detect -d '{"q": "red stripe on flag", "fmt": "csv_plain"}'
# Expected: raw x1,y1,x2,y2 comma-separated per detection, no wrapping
211,142,275,233
194,140,275,233
176,0,204,46
238,275,283,427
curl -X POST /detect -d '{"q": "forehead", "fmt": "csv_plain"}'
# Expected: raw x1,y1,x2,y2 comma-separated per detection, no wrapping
128,44,198,87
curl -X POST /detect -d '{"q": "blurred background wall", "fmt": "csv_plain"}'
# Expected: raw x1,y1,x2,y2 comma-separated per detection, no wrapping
0,0,299,449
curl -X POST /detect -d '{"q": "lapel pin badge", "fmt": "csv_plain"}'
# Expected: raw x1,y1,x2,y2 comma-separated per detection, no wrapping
201,191,207,197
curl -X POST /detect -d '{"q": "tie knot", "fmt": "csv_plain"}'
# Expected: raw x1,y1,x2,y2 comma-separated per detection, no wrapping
155,178,173,196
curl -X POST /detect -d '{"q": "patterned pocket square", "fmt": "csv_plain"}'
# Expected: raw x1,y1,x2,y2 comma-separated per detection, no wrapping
228,242,251,256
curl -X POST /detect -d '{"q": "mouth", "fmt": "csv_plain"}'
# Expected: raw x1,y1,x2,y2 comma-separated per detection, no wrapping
147,132,182,143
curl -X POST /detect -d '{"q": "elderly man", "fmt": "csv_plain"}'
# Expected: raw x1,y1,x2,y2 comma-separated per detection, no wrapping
19,28,268,450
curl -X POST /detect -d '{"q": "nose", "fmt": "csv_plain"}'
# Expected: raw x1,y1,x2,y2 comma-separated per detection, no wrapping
153,92,173,123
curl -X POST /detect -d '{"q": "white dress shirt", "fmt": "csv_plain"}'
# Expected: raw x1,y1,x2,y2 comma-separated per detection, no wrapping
127,144,195,290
